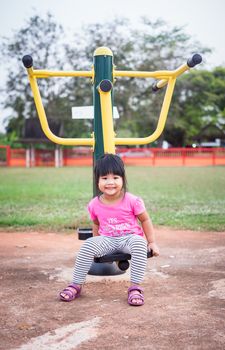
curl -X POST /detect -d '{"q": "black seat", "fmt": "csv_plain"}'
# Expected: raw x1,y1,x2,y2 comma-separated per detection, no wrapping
78,228,153,272
94,250,153,263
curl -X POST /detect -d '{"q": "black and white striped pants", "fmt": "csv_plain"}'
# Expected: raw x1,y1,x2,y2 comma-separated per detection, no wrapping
72,234,147,285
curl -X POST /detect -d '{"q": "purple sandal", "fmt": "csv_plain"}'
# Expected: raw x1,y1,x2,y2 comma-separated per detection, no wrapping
128,285,144,306
59,283,82,302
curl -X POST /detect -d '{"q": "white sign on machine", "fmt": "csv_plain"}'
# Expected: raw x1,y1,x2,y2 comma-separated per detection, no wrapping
72,106,119,119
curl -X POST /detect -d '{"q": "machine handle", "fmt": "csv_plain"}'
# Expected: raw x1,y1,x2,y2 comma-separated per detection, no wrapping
22,55,33,68
187,53,202,68
152,81,162,92
152,54,202,92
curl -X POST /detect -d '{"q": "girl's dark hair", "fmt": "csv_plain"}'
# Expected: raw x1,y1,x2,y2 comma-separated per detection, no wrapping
94,153,127,195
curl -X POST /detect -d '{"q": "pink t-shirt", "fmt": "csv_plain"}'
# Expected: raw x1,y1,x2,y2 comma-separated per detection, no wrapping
87,192,146,237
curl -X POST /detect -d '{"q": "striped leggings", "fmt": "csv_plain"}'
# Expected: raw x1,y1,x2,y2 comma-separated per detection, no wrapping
72,234,147,285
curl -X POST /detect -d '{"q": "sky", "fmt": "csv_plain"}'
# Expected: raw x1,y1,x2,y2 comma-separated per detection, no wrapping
0,0,225,132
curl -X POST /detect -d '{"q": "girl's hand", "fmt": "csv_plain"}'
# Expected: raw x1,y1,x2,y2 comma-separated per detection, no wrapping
148,242,160,256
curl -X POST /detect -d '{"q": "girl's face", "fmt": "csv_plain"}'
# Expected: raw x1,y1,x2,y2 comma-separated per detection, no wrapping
98,173,123,198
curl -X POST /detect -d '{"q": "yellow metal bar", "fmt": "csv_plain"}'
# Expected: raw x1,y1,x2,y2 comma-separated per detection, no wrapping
114,63,190,90
27,68,94,146
115,77,176,145
114,63,189,79
98,88,115,153
174,63,190,77
156,79,168,89
114,70,172,79
32,69,93,79
155,64,189,89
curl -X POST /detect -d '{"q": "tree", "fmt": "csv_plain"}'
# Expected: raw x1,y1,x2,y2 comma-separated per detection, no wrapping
166,67,225,146
1,13,67,141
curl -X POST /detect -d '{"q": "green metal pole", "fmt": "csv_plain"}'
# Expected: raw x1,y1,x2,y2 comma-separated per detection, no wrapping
88,47,125,275
93,47,113,160
93,47,113,194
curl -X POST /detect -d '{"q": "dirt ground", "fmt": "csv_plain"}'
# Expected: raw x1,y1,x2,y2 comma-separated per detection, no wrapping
0,228,225,350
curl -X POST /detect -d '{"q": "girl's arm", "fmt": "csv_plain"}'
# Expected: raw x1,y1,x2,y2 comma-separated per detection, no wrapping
92,219,100,236
137,211,159,256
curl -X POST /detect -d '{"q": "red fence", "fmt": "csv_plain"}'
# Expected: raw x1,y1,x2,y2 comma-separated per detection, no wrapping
63,148,92,166
0,145,11,166
10,148,26,167
35,149,55,167
1,146,225,167
118,148,225,167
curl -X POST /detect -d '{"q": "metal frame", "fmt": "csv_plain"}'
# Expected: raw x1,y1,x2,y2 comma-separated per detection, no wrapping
23,47,202,151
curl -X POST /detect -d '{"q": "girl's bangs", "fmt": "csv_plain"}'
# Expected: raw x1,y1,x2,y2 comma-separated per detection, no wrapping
97,156,125,177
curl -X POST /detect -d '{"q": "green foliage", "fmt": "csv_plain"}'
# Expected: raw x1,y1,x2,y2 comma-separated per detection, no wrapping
1,13,68,141
168,67,225,145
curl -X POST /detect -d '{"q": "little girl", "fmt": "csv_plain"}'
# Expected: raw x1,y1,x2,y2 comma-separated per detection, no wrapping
60,153,159,306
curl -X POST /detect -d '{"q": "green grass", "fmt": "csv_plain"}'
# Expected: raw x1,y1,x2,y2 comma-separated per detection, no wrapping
0,167,225,232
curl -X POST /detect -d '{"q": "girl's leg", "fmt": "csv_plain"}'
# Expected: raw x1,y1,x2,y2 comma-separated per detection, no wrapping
120,235,147,305
121,235,147,284
60,236,116,301
72,236,117,284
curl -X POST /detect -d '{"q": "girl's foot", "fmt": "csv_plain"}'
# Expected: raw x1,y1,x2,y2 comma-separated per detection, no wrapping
128,285,144,306
59,283,81,302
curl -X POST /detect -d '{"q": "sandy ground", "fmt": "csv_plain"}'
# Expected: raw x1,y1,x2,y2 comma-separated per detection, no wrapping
0,228,225,350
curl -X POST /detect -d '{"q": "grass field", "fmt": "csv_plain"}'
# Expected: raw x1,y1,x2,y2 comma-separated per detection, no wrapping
0,166,225,232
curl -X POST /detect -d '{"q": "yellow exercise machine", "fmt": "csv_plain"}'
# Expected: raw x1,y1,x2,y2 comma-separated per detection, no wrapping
22,47,202,155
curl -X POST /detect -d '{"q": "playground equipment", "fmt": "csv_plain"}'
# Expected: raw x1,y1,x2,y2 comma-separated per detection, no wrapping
22,47,202,275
